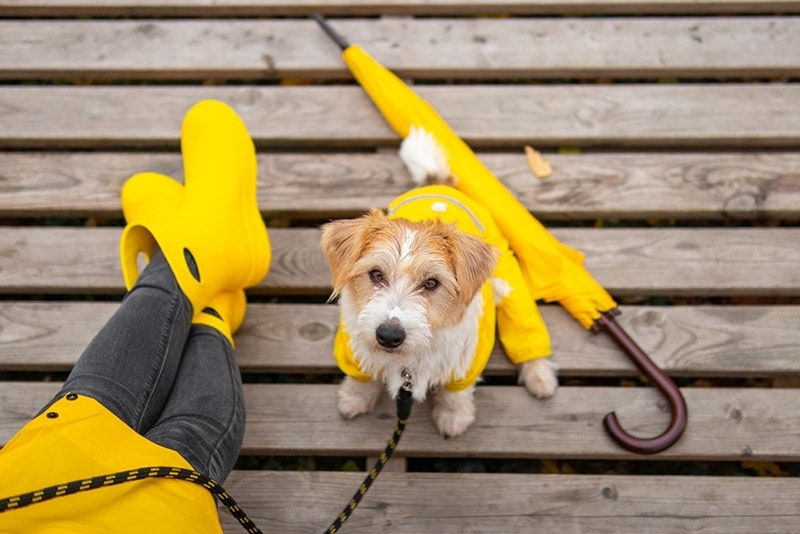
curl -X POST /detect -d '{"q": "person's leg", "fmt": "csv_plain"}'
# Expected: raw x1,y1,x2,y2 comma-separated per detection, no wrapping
144,323,245,482
46,101,264,475
53,248,193,433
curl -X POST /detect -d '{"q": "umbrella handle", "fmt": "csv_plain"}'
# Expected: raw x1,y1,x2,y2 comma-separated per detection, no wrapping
592,309,688,454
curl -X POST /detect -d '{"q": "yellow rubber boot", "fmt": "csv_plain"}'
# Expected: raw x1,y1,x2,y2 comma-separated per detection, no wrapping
119,99,271,315
118,172,183,274
192,290,247,347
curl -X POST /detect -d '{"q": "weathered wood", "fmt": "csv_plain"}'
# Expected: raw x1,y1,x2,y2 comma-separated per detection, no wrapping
2,0,799,17
4,18,799,81
3,151,800,220
2,301,800,378
2,1,798,530
219,471,800,533
3,382,799,461
186,384,800,461
2,85,800,150
2,227,799,297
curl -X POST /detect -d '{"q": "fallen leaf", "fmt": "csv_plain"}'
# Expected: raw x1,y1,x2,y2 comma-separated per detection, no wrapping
524,145,552,179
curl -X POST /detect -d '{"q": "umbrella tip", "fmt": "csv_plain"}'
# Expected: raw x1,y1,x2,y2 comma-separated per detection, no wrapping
312,12,350,50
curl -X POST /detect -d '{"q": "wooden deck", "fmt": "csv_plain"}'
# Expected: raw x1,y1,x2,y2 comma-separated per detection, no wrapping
1,1,799,532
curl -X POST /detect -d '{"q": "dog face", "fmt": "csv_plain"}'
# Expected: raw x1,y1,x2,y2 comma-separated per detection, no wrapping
321,209,497,365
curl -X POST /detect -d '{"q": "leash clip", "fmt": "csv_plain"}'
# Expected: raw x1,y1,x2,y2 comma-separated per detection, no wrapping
396,368,414,421
400,367,413,393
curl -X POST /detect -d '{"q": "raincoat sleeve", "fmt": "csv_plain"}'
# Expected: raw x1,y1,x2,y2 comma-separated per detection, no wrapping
443,282,496,392
333,318,373,383
482,216,552,364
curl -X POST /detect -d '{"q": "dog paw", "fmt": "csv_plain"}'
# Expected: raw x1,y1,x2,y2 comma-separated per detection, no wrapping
337,377,383,419
519,358,558,399
432,387,476,438
433,409,475,439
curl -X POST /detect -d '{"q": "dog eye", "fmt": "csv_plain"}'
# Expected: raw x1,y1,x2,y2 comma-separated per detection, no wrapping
369,269,384,284
423,278,439,290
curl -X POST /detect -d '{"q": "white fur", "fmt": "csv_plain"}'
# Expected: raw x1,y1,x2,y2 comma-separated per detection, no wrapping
491,276,512,306
397,227,416,260
339,286,485,405
337,376,384,419
399,126,451,186
432,386,476,438
519,358,559,399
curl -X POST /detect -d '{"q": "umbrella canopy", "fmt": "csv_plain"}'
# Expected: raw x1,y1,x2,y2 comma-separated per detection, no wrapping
314,14,686,454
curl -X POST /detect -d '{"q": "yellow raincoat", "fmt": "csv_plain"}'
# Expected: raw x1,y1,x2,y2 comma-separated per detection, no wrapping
0,394,221,533
334,185,552,392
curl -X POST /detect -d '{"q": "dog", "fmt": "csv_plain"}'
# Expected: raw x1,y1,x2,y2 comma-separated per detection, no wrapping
320,128,557,438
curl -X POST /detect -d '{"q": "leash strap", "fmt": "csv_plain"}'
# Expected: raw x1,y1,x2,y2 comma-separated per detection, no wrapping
326,386,414,534
0,465,263,534
3,376,414,534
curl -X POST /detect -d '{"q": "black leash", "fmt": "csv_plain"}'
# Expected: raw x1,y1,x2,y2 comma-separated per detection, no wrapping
1,372,415,534
325,371,415,534
0,465,262,534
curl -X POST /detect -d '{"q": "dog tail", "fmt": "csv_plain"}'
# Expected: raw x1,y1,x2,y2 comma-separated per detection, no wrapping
398,126,453,186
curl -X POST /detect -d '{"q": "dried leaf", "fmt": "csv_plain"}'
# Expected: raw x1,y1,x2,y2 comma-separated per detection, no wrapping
524,145,552,179
741,461,787,477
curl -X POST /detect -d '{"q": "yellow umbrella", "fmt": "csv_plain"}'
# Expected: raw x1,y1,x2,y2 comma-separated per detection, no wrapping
314,14,686,454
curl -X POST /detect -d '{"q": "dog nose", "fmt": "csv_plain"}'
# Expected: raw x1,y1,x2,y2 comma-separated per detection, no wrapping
376,322,405,349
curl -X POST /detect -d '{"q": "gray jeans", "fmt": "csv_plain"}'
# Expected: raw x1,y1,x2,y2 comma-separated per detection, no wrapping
49,248,245,483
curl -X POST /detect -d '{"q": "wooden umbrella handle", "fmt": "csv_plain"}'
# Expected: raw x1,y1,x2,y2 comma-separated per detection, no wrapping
593,310,688,454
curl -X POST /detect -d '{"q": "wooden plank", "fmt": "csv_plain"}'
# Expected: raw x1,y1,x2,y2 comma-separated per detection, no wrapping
1,6,795,531
218,471,800,533
3,151,800,221
3,382,799,460
1,85,799,150
2,0,799,17
154,383,800,461
2,301,800,378
3,18,799,81
2,227,799,297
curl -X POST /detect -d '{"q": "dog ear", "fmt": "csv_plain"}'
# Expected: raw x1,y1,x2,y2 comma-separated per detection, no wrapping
446,230,499,305
320,209,388,295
